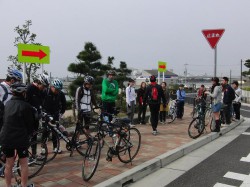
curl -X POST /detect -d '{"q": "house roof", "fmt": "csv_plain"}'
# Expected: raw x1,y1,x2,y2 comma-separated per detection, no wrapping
144,69,178,77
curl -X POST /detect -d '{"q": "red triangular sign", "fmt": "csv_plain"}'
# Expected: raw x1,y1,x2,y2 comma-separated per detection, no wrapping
202,29,225,49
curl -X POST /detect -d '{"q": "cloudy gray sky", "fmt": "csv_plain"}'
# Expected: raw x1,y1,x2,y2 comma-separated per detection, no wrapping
1,0,249,78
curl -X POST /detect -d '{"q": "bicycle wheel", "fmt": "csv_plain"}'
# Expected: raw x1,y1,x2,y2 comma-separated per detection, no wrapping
166,109,176,124
17,140,48,178
74,127,89,156
82,137,101,181
188,117,205,139
117,127,141,163
44,129,60,163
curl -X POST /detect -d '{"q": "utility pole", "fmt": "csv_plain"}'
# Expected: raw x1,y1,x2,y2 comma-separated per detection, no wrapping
229,69,232,84
241,59,243,89
184,63,188,86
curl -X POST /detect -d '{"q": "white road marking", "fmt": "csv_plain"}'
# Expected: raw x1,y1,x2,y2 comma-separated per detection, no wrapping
240,153,250,162
224,172,248,181
242,132,250,136
214,183,237,187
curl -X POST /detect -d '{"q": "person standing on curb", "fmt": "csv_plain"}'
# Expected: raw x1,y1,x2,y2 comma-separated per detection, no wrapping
159,82,170,124
0,83,35,187
144,75,166,135
101,70,119,122
221,77,235,125
232,81,242,121
176,84,186,119
205,77,222,132
126,78,136,127
137,82,147,124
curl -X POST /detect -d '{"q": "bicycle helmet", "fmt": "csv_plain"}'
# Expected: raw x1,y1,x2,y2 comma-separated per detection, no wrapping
7,68,23,81
106,70,116,76
10,82,27,93
149,75,156,82
51,79,63,90
38,74,50,87
84,75,95,84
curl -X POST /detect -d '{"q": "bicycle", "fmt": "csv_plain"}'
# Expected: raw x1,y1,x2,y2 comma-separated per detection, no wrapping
165,99,177,123
188,102,207,139
0,134,48,180
207,105,226,132
33,111,97,163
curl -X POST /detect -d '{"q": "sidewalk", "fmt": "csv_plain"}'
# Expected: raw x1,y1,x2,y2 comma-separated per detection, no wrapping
0,106,241,187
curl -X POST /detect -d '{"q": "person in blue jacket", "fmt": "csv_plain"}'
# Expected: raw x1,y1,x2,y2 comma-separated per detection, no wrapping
176,84,186,119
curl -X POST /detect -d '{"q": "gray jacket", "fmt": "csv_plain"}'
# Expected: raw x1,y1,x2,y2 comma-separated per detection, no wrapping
208,85,222,105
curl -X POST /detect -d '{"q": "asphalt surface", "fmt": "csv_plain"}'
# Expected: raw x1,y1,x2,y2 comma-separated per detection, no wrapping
241,104,250,118
166,125,250,187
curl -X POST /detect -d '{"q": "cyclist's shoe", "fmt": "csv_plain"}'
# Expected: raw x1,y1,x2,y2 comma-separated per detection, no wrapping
129,123,135,128
28,156,36,164
53,148,62,154
152,131,157,135
27,184,35,187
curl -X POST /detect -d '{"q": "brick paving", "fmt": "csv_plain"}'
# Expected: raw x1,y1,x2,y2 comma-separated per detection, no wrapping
0,106,211,187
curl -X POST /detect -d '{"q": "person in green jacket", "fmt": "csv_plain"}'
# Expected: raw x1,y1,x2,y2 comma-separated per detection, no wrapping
101,70,119,121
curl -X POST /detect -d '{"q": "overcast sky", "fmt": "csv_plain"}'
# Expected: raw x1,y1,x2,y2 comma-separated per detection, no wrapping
1,0,250,78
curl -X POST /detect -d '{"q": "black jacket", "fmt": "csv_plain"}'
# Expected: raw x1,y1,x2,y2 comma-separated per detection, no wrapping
26,83,45,113
0,96,35,148
143,83,166,105
223,84,235,104
42,88,66,120
136,87,146,105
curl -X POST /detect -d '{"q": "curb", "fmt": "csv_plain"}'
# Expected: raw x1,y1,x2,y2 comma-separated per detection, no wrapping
94,118,245,187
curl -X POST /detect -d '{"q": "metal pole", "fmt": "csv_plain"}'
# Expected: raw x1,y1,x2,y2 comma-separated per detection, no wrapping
158,71,160,84
23,63,26,84
241,59,243,89
214,47,217,77
163,71,165,82
229,69,232,84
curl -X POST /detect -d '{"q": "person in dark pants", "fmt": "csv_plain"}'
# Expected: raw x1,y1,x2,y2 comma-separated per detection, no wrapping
159,82,170,124
176,84,186,119
232,81,242,120
43,79,66,153
101,70,119,122
26,74,50,157
221,77,235,125
144,75,166,135
137,82,147,124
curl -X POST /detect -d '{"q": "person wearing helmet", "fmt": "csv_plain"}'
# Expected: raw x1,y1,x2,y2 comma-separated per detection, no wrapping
205,77,223,132
0,82,35,187
0,68,23,131
26,73,50,157
143,75,166,135
42,79,66,153
101,70,119,121
75,75,97,133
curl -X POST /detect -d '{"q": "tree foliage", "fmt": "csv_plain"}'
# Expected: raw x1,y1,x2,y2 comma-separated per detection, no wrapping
67,42,132,98
8,20,41,83
243,59,250,77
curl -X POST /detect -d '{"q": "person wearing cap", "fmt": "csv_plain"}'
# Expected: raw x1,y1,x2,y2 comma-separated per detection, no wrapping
144,75,166,135
101,70,119,122
221,77,235,125
176,84,186,119
42,79,66,153
126,78,136,126
205,77,222,132
0,82,35,187
232,81,242,120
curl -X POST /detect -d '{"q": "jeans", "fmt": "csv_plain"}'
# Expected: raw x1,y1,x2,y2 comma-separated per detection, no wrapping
176,101,184,118
233,102,241,120
223,103,232,124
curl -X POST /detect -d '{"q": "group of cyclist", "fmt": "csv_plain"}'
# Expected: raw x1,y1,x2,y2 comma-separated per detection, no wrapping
196,76,242,133
0,68,66,187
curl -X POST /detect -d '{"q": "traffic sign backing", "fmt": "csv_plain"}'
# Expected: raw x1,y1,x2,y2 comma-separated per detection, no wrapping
202,29,225,49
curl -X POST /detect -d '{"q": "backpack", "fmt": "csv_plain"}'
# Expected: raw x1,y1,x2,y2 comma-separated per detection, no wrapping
150,85,158,101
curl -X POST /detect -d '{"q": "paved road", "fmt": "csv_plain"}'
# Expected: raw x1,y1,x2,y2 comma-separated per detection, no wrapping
241,104,250,118
130,118,250,187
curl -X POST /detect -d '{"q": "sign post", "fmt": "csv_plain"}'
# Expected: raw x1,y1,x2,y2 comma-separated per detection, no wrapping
202,29,225,77
158,61,167,83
